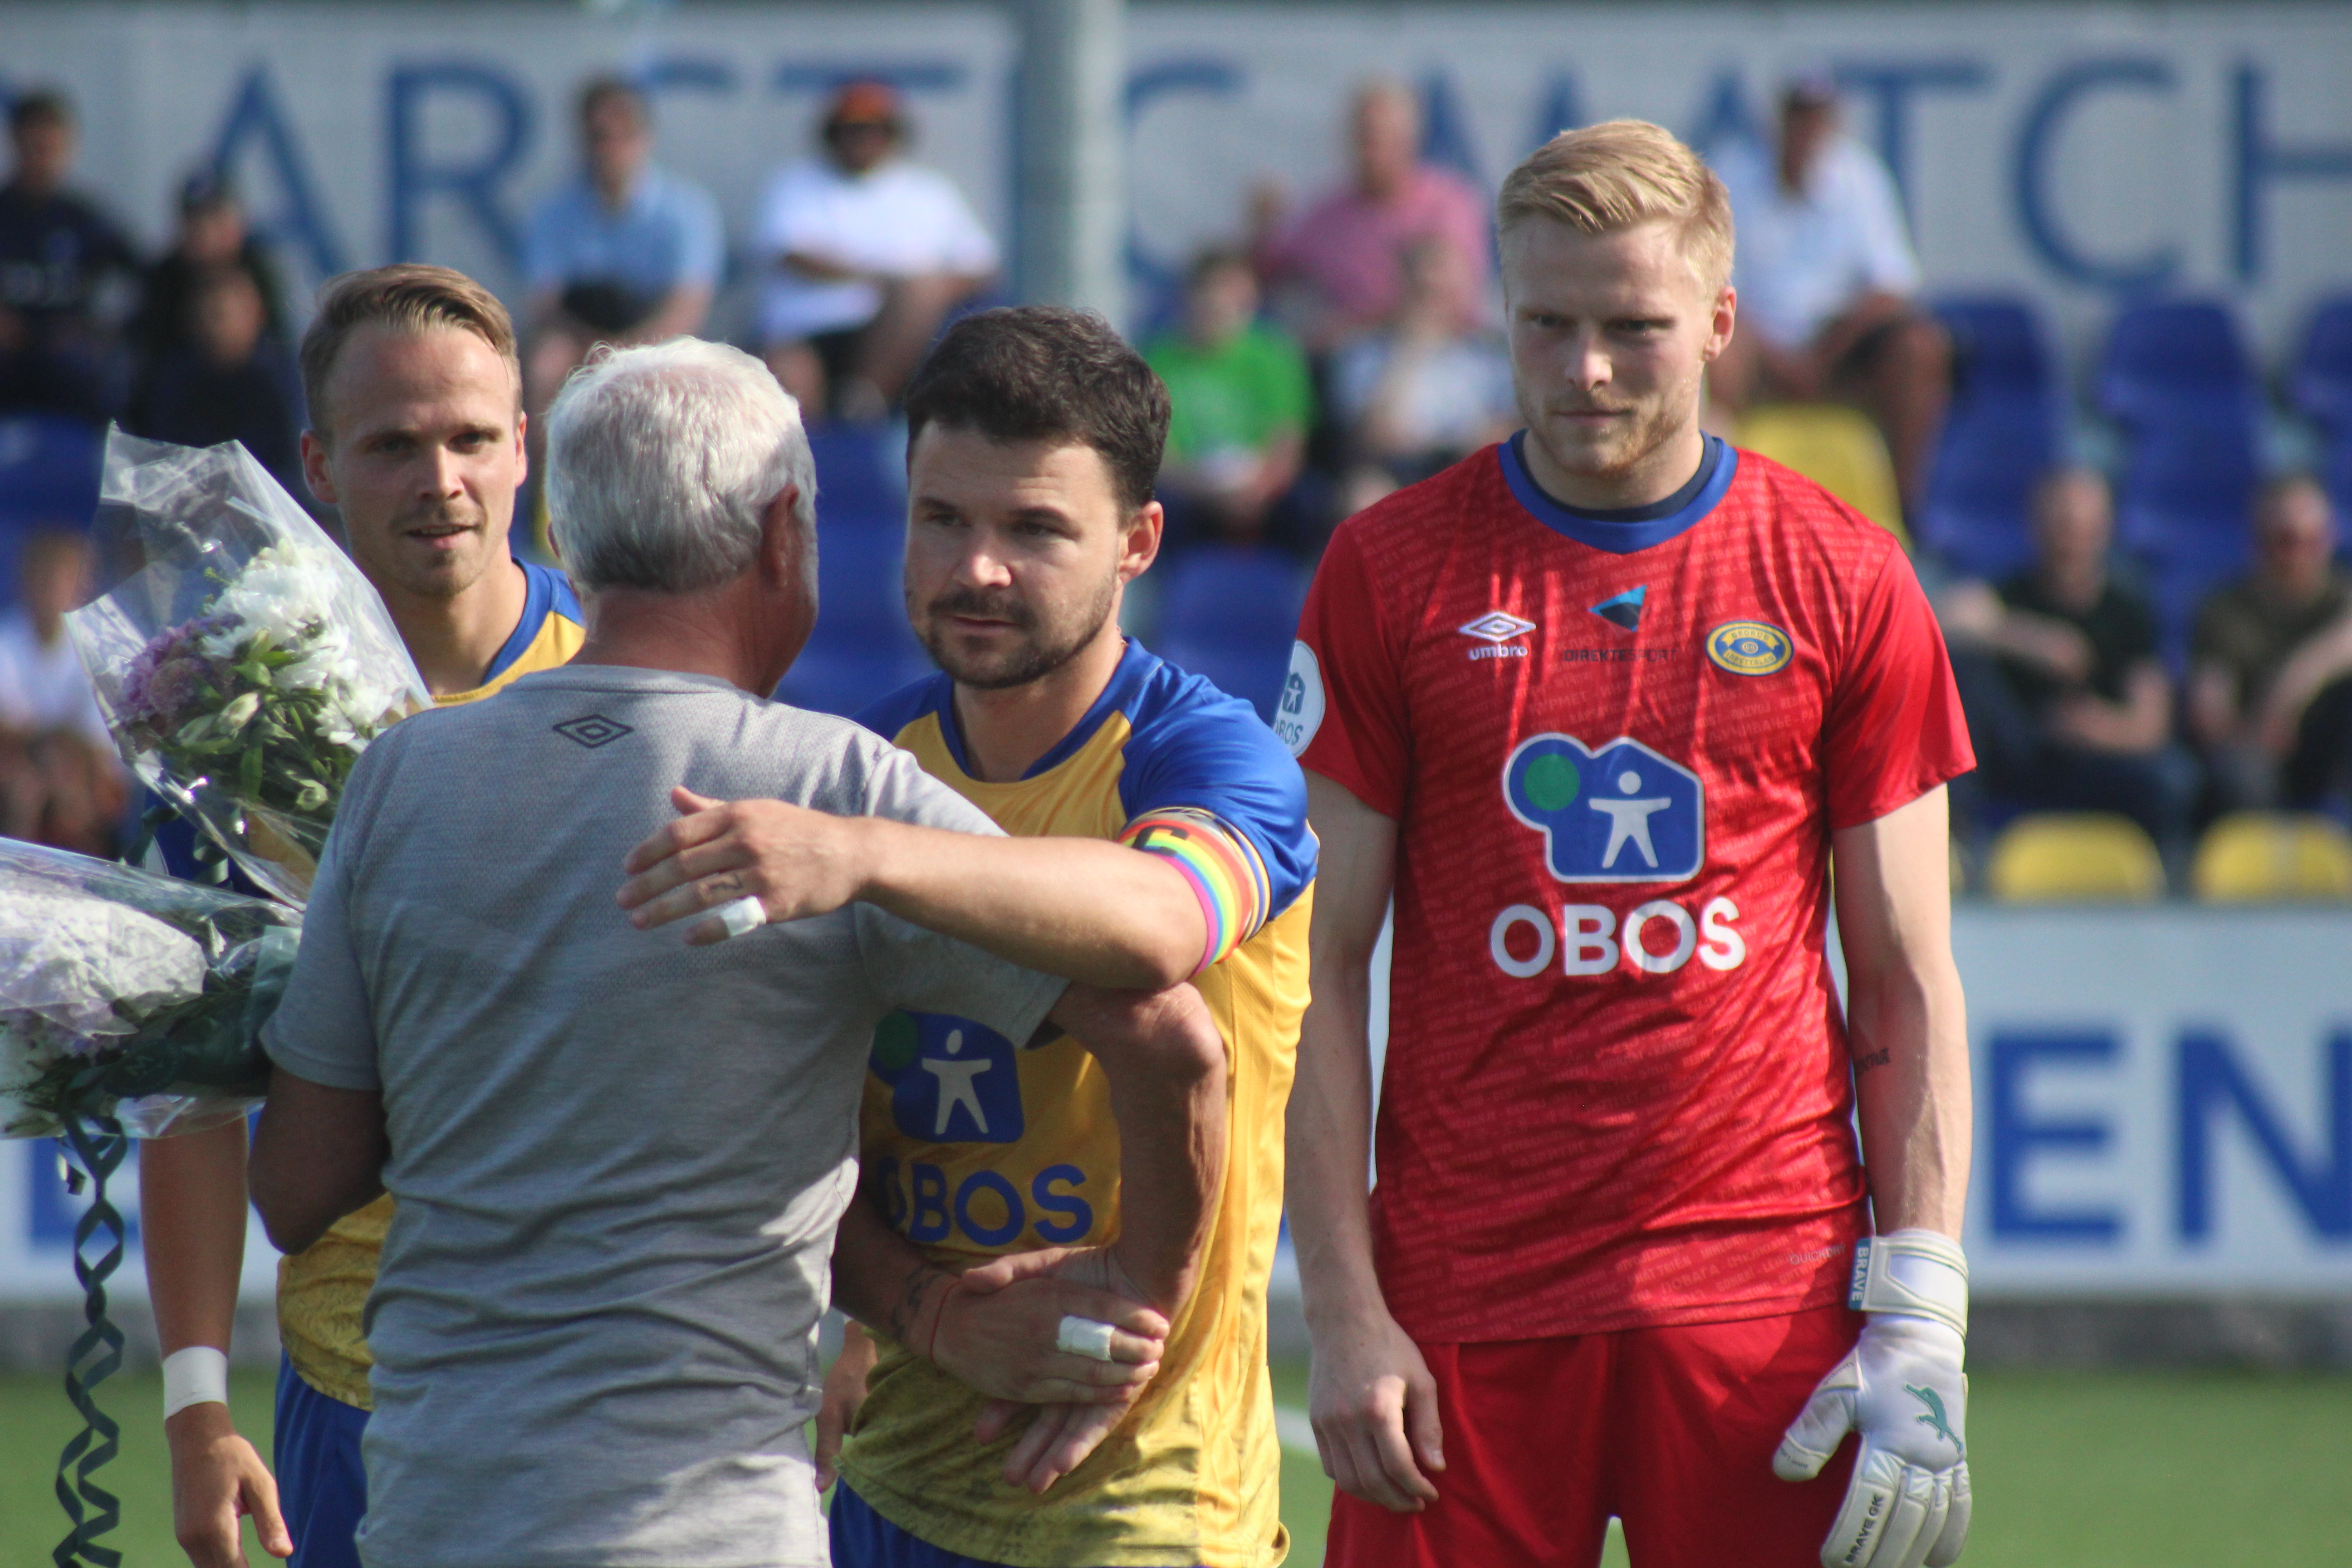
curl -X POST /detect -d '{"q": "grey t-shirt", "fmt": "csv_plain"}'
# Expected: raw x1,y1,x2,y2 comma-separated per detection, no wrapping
263,665,1065,1568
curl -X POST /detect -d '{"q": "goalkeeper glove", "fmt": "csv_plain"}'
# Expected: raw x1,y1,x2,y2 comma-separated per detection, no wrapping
1774,1229,1970,1568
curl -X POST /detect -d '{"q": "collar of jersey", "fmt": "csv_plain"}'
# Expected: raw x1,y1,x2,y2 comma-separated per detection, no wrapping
933,636,1156,783
485,559,578,685
1499,431,1737,554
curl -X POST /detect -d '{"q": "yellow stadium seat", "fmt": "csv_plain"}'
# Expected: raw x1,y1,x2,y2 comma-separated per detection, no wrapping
1734,403,1911,549
2191,812,2352,902
1985,813,2165,902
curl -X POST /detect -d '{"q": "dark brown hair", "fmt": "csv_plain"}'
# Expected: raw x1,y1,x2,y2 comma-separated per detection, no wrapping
902,307,1170,512
299,264,519,440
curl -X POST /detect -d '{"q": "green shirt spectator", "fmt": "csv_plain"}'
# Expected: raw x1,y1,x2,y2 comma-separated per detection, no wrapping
1144,248,1313,551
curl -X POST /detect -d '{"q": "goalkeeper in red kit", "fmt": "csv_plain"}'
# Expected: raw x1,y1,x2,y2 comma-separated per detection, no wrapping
1281,119,1975,1568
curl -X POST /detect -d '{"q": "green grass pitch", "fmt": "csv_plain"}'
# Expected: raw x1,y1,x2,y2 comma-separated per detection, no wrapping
3,1365,2348,1566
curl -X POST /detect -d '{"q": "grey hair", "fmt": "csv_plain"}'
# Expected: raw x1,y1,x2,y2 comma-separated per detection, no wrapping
545,338,818,594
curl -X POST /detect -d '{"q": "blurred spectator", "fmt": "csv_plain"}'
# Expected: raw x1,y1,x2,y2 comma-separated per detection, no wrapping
0,90,140,423
1942,470,2198,856
129,170,287,362
757,80,996,422
1329,236,1516,513
124,264,304,490
2188,474,2352,813
1709,77,1948,514
0,529,124,854
523,78,723,433
1251,79,1489,353
1143,247,1313,552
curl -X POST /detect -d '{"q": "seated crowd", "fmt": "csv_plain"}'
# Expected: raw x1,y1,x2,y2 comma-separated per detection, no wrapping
4,69,2348,888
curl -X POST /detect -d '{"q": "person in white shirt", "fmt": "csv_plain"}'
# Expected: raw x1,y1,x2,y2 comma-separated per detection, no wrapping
0,527,124,853
1708,75,1950,512
757,81,997,422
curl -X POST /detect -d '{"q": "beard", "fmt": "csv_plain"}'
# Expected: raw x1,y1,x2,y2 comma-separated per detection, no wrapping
916,569,1118,691
1519,380,1691,487
371,499,498,600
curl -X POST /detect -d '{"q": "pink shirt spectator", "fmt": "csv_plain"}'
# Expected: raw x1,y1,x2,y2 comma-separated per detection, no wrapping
1257,165,1489,338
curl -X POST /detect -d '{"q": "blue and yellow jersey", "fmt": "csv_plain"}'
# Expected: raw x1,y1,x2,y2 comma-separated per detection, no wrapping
839,639,1315,1568
274,559,584,1410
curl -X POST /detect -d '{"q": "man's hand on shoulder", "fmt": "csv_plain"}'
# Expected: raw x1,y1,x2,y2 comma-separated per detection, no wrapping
618,787,875,943
165,1403,291,1568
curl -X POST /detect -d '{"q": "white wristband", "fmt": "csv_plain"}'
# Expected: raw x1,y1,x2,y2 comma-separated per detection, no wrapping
713,895,768,939
1847,1228,1970,1338
162,1346,230,1419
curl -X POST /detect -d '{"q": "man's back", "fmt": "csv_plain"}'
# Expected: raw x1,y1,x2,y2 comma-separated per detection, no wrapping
264,664,1061,1568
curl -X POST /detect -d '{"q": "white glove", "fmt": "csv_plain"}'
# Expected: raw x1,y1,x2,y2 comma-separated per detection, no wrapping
1775,1230,1971,1568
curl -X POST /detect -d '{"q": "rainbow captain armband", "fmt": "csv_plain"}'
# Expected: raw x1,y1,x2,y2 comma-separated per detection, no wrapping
1119,806,1273,975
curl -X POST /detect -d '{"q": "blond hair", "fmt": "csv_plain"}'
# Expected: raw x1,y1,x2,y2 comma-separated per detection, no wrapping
300,263,520,440
1496,119,1733,292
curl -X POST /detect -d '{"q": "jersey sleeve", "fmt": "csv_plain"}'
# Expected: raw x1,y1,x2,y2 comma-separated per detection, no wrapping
1289,520,1411,817
1822,544,1976,829
1115,689,1315,971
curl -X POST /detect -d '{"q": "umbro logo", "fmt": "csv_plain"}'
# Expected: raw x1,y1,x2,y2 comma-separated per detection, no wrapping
552,714,633,749
1589,586,1647,632
1459,610,1536,643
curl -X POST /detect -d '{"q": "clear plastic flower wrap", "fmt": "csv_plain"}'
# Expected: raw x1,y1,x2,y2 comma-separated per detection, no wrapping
0,838,300,1141
66,430,429,906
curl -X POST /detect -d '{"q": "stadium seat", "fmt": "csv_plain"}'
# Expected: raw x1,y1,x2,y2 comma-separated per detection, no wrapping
2292,297,2352,519
1733,404,1908,547
806,424,906,530
1984,812,2166,902
773,515,931,717
2096,300,2260,553
2289,295,2352,434
0,415,103,610
2190,812,2352,902
1918,297,2061,581
1152,547,1308,724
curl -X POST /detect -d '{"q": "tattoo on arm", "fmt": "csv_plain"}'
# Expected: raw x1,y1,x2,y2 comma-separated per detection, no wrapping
886,1257,938,1345
1854,1046,1894,1074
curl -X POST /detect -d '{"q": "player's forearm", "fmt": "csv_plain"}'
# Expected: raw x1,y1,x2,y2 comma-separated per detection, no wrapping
830,1186,954,1346
1286,955,1387,1326
1048,983,1228,1313
860,821,1207,991
1848,951,1971,1237
140,1120,249,1356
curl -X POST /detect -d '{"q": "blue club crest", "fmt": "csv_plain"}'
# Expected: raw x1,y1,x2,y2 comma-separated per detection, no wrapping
1502,734,1705,882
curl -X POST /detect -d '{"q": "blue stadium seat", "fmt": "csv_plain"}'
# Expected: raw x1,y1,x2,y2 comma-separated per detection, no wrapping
0,415,103,608
2095,301,2259,591
806,424,906,530
2291,297,2352,519
1152,548,1307,724
774,514,931,717
2290,295,2352,433
1918,298,2061,582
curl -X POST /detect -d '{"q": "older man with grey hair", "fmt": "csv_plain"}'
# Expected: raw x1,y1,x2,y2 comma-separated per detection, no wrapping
246,338,1229,1568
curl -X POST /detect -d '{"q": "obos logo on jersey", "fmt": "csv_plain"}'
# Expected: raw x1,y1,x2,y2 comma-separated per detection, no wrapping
1503,734,1704,882
870,1011,1025,1143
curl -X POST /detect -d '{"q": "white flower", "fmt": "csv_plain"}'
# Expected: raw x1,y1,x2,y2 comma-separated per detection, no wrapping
0,888,209,1038
199,543,339,657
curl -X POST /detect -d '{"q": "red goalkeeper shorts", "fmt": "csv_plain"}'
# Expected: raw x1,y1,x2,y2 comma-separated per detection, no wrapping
1324,1303,1862,1568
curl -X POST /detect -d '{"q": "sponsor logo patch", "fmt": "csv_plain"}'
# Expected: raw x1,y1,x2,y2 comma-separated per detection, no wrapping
871,1011,1025,1143
1588,586,1647,632
1501,733,1704,882
1275,641,1326,756
1706,619,1793,676
1459,610,1537,644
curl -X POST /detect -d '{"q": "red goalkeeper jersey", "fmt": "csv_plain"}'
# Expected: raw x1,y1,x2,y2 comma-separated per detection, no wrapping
1286,435,1972,1342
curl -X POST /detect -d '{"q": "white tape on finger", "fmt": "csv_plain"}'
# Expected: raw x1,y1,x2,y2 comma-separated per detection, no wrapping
1055,1314,1117,1362
714,895,767,939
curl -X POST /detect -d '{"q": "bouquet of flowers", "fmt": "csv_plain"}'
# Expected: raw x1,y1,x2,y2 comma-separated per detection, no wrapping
0,838,299,1142
66,430,429,906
